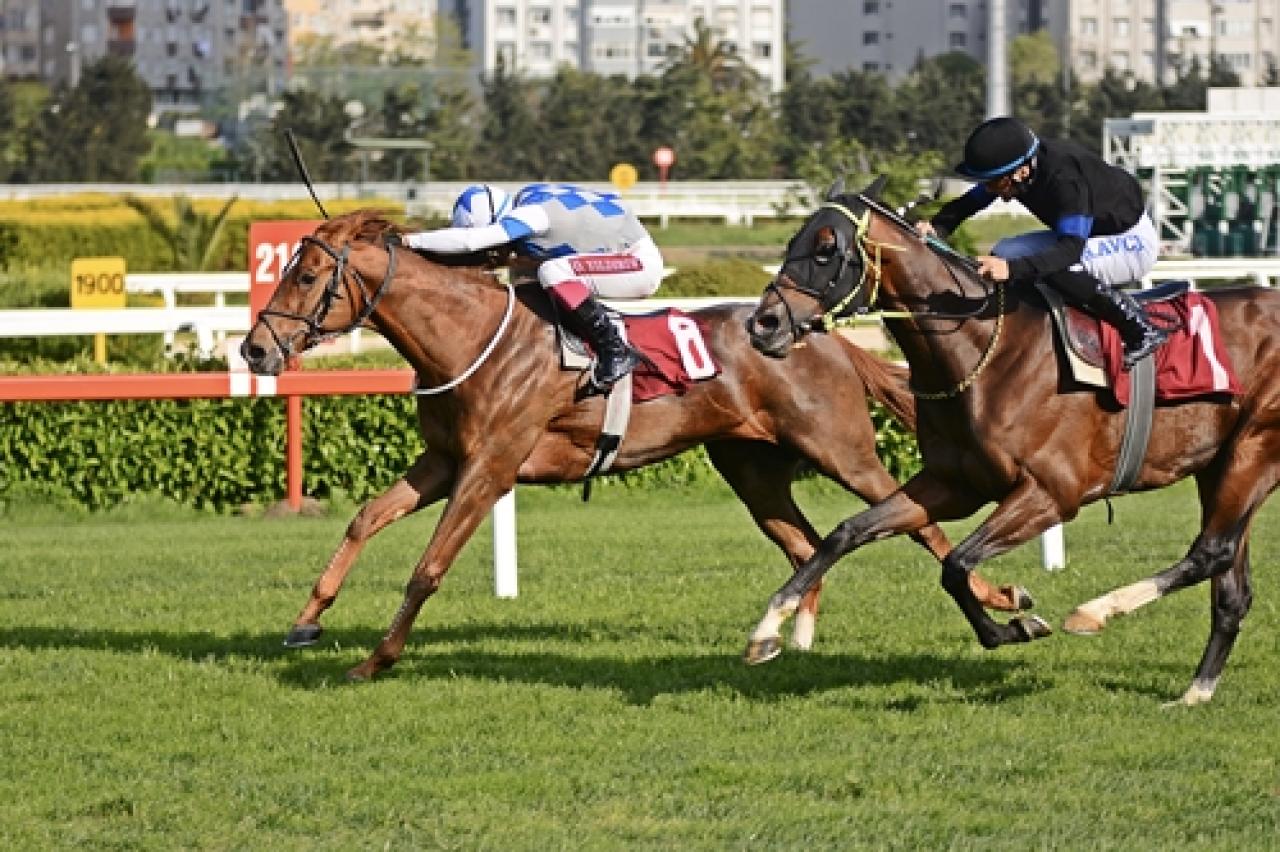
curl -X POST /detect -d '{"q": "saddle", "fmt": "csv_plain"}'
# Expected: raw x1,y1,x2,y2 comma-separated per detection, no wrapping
1036,279,1189,388
1035,279,1189,495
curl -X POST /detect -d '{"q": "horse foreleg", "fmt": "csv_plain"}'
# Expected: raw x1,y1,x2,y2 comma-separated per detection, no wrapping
345,463,514,682
934,475,1061,649
907,523,1034,613
705,442,826,650
285,452,453,648
745,473,981,665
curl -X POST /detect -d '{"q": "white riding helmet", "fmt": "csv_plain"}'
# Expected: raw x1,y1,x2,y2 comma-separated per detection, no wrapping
451,184,513,228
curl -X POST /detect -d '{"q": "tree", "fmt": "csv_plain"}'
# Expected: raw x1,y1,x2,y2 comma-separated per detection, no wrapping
652,17,777,179
23,56,152,182
535,68,644,180
894,52,985,155
475,57,541,179
123,194,238,271
1010,30,1061,86
240,89,353,182
662,17,761,95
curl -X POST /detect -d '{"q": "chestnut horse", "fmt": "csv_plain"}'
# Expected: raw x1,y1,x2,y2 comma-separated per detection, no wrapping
240,209,1027,681
744,183,1280,704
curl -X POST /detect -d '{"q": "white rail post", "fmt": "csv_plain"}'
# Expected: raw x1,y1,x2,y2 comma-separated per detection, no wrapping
1041,524,1065,571
493,490,518,598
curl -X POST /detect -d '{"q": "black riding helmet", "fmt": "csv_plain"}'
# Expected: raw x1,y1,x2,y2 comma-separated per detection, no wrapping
955,116,1040,180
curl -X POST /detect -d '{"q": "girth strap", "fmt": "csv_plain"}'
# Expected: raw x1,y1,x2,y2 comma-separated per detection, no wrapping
1110,352,1156,494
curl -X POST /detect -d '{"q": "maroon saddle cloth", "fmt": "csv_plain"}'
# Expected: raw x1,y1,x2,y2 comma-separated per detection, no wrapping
1050,285,1242,407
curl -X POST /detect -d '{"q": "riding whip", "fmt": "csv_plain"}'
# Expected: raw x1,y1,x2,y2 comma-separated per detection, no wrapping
284,128,330,220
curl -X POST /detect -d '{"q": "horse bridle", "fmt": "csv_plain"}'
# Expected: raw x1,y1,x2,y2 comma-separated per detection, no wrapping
769,194,1008,399
252,235,398,358
765,201,869,343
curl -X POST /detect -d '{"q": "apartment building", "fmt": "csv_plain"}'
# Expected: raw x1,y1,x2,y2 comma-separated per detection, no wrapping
1053,0,1280,86
284,0,436,63
788,0,1277,88
0,1,289,112
787,0,1046,81
440,0,786,92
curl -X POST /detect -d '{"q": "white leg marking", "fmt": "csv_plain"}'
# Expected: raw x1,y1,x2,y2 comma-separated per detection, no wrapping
1076,579,1161,626
791,610,816,651
750,596,798,642
1165,678,1218,708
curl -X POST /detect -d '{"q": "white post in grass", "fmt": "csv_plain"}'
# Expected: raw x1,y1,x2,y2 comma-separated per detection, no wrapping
1042,523,1065,571
493,490,519,597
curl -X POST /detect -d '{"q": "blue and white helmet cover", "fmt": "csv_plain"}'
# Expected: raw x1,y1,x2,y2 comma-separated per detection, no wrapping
451,184,512,228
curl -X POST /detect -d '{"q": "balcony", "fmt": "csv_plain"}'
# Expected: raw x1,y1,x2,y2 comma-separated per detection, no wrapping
107,4,137,25
107,39,137,57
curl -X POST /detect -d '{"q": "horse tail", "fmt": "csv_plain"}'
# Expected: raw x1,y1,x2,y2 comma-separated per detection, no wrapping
837,337,918,432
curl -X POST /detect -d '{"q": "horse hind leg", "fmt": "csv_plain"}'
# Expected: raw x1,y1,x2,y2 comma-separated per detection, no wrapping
1066,447,1277,704
285,452,453,648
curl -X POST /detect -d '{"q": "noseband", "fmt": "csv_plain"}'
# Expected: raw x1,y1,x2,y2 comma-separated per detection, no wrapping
253,235,398,358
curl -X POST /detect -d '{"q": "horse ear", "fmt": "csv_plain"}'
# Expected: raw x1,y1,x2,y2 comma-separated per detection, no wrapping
824,177,845,201
860,174,889,200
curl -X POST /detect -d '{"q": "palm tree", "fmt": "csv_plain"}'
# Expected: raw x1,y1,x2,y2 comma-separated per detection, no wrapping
662,17,760,95
124,194,238,272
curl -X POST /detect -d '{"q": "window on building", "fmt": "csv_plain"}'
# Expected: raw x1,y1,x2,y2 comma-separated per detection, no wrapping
1079,50,1096,70
496,7,516,27
1142,17,1155,35
863,61,879,71
530,41,551,59
863,31,879,45
530,7,551,25
1110,51,1129,71
1113,18,1130,37
496,41,515,64
949,31,967,48
752,41,771,60
949,3,967,19
864,1,879,13
1081,17,1098,36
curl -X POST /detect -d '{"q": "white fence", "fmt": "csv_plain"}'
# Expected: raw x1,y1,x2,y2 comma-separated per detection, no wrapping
9,259,1280,579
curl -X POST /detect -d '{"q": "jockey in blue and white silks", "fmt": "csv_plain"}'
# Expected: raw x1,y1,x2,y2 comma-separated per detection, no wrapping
403,183,664,392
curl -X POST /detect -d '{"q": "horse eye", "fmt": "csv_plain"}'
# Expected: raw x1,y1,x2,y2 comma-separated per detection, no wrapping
299,270,317,288
814,241,837,265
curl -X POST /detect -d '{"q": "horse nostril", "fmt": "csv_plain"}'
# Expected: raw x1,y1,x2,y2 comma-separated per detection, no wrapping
241,341,265,363
756,313,780,334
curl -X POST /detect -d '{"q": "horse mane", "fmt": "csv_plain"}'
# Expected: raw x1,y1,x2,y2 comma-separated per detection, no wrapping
841,191,985,286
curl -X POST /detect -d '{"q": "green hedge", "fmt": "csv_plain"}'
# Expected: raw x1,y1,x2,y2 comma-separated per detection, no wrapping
0,390,919,514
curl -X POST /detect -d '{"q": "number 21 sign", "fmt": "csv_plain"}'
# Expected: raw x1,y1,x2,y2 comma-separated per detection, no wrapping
248,220,321,323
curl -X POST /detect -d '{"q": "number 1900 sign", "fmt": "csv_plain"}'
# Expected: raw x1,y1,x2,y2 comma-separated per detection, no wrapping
70,257,126,309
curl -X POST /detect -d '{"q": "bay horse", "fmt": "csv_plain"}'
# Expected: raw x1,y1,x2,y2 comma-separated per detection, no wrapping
239,209,1029,681
743,180,1280,704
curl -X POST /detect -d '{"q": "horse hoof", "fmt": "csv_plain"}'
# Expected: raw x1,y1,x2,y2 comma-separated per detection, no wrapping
345,663,380,683
1012,614,1052,642
1011,585,1035,611
744,636,782,666
1063,610,1104,635
283,624,323,648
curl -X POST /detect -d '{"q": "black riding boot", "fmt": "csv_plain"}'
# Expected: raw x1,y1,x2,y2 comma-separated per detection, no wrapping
570,297,637,393
1086,286,1169,369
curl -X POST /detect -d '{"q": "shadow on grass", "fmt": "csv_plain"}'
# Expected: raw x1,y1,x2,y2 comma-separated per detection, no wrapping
0,618,1073,707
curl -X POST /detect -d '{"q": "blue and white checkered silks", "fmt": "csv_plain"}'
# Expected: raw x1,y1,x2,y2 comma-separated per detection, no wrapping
513,183,627,219
451,184,513,228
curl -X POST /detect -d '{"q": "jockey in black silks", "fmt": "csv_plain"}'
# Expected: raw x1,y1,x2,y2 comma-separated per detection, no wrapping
916,116,1168,370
